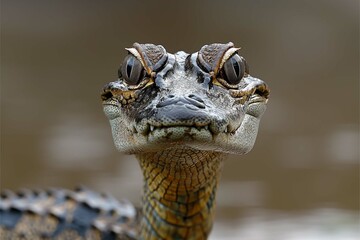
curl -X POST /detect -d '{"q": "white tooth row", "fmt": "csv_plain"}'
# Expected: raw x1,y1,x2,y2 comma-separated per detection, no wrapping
147,125,211,132
134,123,231,134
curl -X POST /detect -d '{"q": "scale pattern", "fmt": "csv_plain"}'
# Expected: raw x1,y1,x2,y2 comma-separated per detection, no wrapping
0,187,139,240
136,148,225,240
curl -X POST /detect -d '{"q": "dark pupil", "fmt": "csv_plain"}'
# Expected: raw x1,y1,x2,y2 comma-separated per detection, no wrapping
232,57,240,77
126,57,134,79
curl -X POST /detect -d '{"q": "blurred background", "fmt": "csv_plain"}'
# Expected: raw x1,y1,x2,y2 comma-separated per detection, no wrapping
1,0,359,239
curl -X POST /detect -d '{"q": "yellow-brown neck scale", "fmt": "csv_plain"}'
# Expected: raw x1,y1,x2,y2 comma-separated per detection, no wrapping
136,147,225,240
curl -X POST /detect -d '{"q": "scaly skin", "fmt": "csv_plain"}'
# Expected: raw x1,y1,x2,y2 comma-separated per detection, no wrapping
102,43,269,239
0,187,138,239
137,148,224,239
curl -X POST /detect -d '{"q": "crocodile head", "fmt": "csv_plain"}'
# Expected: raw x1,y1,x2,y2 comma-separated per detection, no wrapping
101,42,269,155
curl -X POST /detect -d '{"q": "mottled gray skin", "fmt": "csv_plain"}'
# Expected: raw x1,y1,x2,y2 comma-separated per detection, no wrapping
103,45,269,155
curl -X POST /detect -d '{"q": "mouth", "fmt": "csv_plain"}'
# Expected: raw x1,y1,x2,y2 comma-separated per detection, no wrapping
145,125,213,143
132,118,242,141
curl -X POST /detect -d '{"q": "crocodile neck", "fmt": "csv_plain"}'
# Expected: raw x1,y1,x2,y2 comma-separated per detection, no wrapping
136,147,226,240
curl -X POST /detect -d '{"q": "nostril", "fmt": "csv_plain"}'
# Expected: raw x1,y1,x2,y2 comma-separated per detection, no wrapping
185,94,206,109
187,94,204,103
156,94,206,109
156,95,178,108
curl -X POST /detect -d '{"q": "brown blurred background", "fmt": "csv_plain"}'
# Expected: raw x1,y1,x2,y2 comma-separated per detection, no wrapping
1,0,359,239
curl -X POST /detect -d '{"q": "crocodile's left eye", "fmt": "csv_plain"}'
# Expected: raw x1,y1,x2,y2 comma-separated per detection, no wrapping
219,54,245,85
119,55,146,85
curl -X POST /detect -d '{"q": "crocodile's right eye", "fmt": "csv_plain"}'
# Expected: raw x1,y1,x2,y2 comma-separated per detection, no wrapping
119,55,146,85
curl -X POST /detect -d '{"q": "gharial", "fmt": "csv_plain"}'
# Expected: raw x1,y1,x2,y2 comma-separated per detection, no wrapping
0,42,270,240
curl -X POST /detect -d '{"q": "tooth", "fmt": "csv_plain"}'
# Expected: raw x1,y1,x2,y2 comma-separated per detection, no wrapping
150,125,154,132
205,125,209,130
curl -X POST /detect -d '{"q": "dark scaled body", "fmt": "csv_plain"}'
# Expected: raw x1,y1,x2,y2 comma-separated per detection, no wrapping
0,187,138,240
